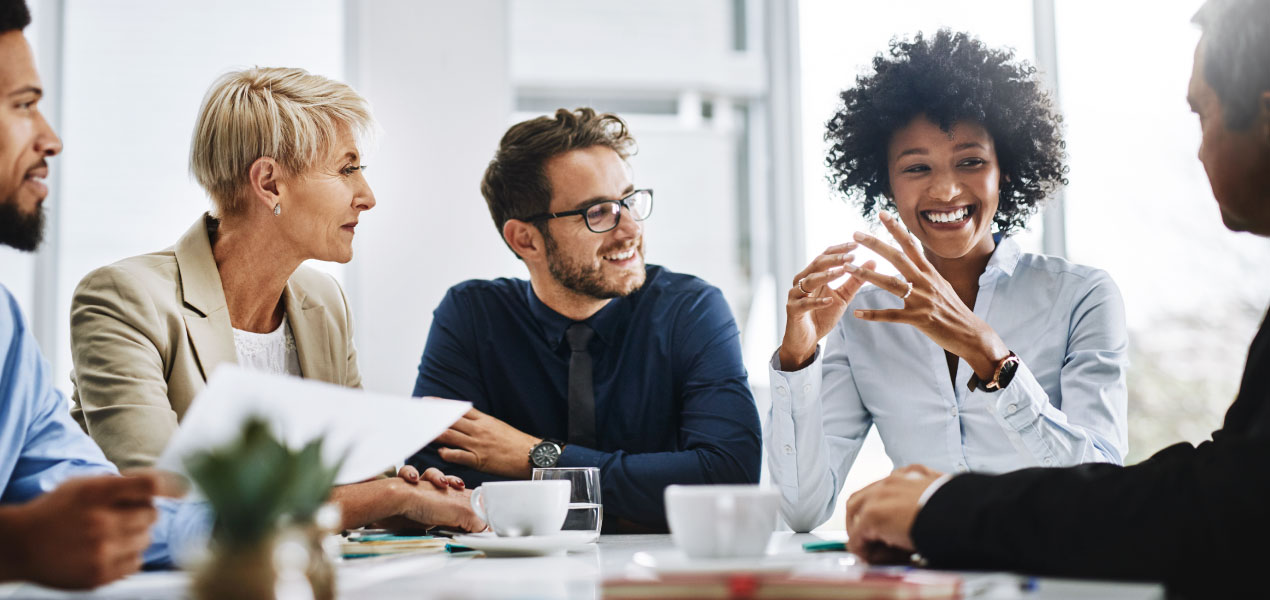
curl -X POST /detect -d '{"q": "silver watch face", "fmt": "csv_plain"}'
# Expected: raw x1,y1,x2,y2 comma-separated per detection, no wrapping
530,442,560,467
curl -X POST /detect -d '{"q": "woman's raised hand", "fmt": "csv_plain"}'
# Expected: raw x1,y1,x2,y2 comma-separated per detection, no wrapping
778,242,872,371
844,212,1008,378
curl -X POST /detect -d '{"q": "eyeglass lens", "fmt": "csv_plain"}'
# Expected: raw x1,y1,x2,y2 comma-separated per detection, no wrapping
584,190,652,232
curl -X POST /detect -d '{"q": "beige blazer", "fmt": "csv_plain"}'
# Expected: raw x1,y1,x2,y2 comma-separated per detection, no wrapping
70,214,361,470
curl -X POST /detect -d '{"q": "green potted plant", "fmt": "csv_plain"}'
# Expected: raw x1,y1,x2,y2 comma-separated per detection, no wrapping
185,418,342,600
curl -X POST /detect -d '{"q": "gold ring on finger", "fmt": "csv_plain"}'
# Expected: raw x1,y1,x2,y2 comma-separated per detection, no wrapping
901,280,914,300
798,278,810,296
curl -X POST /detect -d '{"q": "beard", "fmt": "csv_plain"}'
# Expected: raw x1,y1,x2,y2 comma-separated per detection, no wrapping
0,197,44,252
543,232,646,300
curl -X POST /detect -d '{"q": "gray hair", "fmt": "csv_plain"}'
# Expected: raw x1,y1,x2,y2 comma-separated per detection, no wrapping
1192,0,1270,131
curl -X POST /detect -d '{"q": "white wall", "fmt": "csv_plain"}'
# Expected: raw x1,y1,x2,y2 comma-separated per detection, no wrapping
511,0,762,97
345,0,522,394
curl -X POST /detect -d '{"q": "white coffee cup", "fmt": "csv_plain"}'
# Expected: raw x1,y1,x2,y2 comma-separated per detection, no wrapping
470,480,571,537
665,484,779,559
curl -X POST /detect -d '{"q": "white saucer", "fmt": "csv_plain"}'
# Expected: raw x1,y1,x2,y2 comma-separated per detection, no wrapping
629,549,804,575
451,531,599,557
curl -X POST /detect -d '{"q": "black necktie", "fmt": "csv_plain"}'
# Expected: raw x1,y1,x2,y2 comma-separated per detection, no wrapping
565,323,596,447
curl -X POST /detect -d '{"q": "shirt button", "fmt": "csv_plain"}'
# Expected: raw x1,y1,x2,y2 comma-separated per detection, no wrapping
1044,458,1054,466
783,445,794,455
950,407,959,418
957,462,969,472
803,384,813,395
1007,403,1018,415
777,387,787,397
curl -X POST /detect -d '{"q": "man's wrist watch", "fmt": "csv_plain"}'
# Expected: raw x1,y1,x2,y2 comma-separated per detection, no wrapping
529,438,565,469
966,351,1020,392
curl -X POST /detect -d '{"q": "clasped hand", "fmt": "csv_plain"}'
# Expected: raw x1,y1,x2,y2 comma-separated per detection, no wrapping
781,212,1006,376
844,464,943,564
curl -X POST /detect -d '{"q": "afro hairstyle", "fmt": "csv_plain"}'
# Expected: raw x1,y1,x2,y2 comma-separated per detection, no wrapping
824,29,1067,235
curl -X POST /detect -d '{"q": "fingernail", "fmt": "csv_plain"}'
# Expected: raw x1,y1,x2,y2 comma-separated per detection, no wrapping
842,263,858,272
879,212,891,221
854,310,864,318
853,232,865,242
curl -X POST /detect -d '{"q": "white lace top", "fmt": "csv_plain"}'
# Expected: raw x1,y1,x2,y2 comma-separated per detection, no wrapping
232,316,301,377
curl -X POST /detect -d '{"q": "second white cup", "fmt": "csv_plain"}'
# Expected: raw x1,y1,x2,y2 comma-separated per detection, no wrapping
665,484,779,559
470,480,571,537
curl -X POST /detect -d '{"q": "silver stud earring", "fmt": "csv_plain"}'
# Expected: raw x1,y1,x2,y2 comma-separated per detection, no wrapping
273,204,281,216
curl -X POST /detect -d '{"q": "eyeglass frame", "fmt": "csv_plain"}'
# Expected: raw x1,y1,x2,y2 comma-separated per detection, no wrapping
521,188,654,234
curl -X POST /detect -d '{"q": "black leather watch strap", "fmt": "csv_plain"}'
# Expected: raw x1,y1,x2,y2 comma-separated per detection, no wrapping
967,352,1020,392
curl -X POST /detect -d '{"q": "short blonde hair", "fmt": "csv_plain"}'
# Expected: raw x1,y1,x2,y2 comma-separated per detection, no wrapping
190,67,373,215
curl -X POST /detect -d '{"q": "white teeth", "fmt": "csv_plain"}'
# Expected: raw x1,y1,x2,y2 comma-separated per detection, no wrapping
604,248,636,261
922,207,970,223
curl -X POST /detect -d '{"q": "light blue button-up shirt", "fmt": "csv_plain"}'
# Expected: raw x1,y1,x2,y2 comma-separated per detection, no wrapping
0,285,209,567
767,237,1128,532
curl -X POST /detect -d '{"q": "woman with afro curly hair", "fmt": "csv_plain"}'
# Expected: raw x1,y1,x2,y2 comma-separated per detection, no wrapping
767,30,1128,532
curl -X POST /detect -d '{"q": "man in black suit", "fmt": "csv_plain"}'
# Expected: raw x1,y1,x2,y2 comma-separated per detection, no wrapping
843,0,1270,595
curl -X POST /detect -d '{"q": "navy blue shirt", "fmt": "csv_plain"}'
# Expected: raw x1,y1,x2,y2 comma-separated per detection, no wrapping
410,265,761,529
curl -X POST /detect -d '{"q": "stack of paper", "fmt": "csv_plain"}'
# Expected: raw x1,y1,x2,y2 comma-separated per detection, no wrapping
604,570,962,599
341,534,450,558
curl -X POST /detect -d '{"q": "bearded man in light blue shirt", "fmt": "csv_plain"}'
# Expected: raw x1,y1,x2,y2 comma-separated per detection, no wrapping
0,0,208,589
769,30,1128,532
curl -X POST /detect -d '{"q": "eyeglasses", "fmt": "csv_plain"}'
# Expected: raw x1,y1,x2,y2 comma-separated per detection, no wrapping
523,189,654,234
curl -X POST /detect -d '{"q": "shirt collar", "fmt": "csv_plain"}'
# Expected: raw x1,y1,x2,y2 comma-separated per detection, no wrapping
526,283,627,349
979,234,1022,283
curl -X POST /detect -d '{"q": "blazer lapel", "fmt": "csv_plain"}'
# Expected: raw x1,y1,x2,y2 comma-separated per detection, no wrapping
286,276,335,383
175,214,238,381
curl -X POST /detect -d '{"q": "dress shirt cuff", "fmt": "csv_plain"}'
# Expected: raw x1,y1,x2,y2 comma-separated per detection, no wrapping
144,498,213,569
975,361,1068,467
917,473,954,507
557,443,606,469
768,347,823,414
974,360,1046,431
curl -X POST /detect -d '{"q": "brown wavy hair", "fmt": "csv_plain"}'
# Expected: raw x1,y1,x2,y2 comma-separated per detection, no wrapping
481,107,636,256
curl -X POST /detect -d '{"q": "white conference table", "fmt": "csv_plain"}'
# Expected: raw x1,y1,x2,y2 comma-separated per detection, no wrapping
0,532,1165,599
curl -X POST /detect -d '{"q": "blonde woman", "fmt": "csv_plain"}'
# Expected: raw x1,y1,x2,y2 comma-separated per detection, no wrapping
69,67,480,531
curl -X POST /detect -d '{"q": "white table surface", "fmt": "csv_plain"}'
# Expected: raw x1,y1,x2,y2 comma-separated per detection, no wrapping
0,532,1166,599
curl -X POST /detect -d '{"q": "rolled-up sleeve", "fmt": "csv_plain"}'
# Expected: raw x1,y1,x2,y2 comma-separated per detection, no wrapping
3,287,211,569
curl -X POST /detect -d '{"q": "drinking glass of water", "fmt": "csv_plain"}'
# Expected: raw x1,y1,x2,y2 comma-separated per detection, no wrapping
532,467,602,536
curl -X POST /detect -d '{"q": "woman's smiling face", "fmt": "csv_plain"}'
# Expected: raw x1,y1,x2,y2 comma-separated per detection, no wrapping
886,116,1000,261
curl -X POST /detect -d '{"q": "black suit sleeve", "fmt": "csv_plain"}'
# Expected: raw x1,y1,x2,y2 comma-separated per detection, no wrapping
912,313,1270,594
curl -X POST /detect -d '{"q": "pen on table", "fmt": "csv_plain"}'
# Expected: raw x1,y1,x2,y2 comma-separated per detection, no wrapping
802,540,848,552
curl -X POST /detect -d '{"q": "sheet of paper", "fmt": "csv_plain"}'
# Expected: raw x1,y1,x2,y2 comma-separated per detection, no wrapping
156,365,470,485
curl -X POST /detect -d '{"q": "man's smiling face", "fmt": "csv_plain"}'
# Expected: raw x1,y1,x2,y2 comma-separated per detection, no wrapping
538,145,646,299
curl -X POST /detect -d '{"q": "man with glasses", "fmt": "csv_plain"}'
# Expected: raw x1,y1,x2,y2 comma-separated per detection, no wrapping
409,108,760,532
